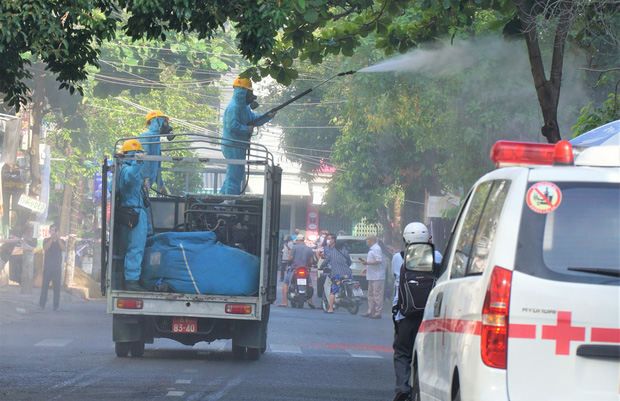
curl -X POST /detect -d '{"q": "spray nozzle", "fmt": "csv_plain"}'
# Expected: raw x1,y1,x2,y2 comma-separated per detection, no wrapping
337,70,357,76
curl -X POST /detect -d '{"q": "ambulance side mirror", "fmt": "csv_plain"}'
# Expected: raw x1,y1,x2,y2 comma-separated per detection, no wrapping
404,243,435,273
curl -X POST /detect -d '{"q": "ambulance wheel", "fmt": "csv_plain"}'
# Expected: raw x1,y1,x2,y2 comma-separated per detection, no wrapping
129,341,145,357
115,342,130,357
247,347,260,361
232,344,245,359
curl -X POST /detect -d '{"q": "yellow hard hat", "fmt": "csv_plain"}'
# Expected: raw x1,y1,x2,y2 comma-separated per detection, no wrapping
233,77,252,90
121,139,144,153
145,110,169,126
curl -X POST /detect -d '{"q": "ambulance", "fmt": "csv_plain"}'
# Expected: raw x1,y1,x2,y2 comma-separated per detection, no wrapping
411,120,620,400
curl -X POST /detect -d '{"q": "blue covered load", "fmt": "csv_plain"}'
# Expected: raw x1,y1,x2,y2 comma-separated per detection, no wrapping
141,231,260,295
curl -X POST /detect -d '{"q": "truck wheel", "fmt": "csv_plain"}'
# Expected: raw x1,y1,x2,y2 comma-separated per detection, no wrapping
247,347,260,361
115,342,130,357
232,344,245,360
129,341,145,357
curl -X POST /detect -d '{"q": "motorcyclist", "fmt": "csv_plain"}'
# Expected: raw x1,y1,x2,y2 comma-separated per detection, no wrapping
139,110,172,235
279,234,316,308
118,139,148,291
392,222,442,401
320,237,353,313
220,77,276,195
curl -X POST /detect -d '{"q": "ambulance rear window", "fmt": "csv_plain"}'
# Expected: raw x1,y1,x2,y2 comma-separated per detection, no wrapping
515,182,619,285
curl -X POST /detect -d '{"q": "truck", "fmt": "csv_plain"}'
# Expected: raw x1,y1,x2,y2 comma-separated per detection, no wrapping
100,133,281,360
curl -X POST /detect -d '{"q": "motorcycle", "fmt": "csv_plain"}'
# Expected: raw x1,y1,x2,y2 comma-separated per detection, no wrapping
287,266,314,308
320,267,363,314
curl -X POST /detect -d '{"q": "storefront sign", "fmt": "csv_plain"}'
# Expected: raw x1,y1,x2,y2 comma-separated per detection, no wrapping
17,194,47,213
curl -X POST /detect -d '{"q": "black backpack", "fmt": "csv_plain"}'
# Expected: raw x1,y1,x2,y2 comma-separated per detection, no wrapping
397,261,436,317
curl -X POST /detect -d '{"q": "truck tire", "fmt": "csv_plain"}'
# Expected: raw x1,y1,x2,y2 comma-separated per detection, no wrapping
247,347,260,361
232,344,245,359
115,342,130,357
129,341,145,357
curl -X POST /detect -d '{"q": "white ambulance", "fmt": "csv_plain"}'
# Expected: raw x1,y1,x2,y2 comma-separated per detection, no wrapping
411,120,620,401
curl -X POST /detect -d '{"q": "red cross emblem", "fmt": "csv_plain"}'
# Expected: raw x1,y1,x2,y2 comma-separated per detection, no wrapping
542,311,585,355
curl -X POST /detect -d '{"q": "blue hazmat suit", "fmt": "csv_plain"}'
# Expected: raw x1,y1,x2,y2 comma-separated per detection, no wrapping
118,154,148,281
220,86,272,195
139,117,166,234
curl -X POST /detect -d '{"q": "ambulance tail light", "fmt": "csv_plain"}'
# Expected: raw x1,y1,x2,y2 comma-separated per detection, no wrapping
490,140,574,167
481,266,512,369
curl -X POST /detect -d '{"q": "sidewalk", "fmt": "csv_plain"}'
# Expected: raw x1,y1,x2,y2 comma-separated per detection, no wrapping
0,282,102,322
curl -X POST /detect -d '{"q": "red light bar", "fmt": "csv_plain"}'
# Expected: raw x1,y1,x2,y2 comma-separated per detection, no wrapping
490,140,574,166
117,299,143,309
297,269,307,276
225,304,252,314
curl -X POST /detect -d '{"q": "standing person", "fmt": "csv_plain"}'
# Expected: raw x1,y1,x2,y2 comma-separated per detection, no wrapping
360,233,384,318
279,234,316,308
139,110,172,235
392,222,443,401
220,77,275,195
280,235,292,281
291,228,300,241
38,224,65,311
118,139,149,291
320,237,353,313
317,233,335,298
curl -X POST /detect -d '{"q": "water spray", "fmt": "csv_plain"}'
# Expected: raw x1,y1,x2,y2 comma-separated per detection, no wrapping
248,70,356,126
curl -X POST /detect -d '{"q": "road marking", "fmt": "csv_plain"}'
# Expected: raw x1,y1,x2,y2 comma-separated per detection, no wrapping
166,391,185,397
35,339,72,347
269,344,302,353
347,350,383,359
175,379,192,384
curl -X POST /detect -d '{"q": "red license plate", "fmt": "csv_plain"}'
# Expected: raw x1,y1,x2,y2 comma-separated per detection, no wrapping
172,317,197,333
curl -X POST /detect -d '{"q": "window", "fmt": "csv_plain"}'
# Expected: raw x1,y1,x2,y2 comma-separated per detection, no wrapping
467,180,510,275
449,182,493,279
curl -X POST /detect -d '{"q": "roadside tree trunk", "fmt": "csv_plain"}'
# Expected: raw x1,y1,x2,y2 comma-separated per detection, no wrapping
514,0,571,143
63,187,81,287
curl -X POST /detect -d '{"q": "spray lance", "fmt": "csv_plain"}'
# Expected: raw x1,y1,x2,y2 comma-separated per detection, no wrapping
247,70,357,127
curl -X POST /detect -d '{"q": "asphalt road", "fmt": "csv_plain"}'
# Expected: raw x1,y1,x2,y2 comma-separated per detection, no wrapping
0,282,396,400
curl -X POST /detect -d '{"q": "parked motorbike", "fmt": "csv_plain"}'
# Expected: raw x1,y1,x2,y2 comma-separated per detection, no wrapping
320,267,363,314
287,266,314,308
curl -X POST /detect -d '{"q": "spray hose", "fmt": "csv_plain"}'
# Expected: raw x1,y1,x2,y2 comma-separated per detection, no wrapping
247,70,356,126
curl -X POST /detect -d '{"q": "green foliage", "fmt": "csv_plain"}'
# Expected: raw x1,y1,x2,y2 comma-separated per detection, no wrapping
571,93,620,137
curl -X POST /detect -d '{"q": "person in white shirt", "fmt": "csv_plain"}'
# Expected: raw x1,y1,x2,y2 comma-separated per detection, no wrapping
360,233,384,319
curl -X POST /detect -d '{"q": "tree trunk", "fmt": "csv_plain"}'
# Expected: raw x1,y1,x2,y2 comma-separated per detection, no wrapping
513,0,569,143
63,187,81,287
375,205,393,247
28,66,46,197
393,197,402,248
59,182,73,236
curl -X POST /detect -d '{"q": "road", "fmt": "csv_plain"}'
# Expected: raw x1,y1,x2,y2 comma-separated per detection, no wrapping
0,282,396,400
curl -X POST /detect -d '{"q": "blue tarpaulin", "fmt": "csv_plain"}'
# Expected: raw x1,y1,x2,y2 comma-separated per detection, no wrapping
141,231,260,295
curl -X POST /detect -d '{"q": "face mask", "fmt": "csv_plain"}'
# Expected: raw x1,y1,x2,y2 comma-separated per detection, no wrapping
50,230,56,235
326,240,331,246
246,90,258,108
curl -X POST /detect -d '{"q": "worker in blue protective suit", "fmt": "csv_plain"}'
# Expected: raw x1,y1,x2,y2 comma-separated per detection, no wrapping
220,77,276,195
139,110,174,234
118,139,149,292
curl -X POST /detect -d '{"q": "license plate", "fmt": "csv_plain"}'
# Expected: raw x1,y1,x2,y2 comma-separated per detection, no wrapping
296,278,307,285
172,317,197,333
353,287,364,296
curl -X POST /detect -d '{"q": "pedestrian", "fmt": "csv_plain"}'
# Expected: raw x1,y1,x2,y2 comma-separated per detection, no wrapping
220,77,275,195
392,222,443,401
279,234,316,308
280,235,292,281
139,110,172,235
291,228,300,241
118,139,148,291
360,233,384,318
38,224,65,311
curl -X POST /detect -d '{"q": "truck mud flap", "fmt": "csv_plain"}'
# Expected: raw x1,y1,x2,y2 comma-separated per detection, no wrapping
233,305,269,349
113,314,144,342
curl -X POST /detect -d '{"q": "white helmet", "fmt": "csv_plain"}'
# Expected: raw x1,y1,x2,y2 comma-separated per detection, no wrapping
403,222,429,244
